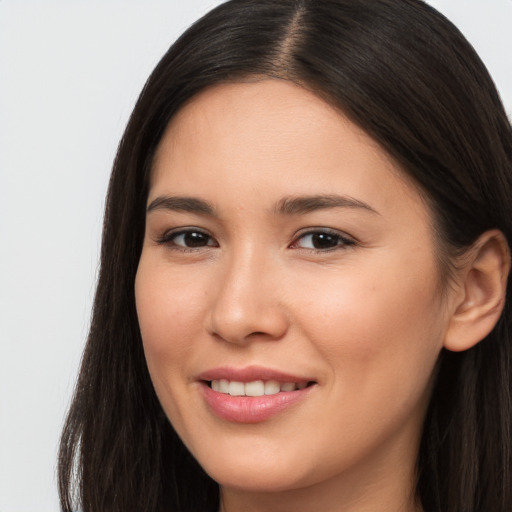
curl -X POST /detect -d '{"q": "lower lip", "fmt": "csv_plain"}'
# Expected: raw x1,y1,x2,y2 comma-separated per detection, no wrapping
200,382,314,423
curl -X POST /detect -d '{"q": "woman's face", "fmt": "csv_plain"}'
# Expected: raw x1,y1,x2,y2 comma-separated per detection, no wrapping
135,80,453,498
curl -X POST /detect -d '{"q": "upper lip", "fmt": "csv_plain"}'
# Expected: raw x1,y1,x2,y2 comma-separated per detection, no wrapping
196,365,315,384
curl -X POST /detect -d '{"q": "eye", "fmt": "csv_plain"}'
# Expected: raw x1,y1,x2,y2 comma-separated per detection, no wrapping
291,229,356,251
157,228,217,249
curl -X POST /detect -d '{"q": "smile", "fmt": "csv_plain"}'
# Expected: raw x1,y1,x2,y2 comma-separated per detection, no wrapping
209,379,310,396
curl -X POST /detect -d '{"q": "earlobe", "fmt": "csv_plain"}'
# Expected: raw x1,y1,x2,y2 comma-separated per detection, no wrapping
444,230,511,352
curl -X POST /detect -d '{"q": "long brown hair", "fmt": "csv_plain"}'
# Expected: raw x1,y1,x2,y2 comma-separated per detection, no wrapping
59,1,512,510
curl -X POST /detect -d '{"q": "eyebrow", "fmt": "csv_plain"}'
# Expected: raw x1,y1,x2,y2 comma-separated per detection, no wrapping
146,194,379,217
147,196,216,215
273,194,379,216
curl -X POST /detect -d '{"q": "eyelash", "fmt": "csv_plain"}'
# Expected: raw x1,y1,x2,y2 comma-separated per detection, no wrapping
156,228,217,252
290,228,356,252
155,227,356,253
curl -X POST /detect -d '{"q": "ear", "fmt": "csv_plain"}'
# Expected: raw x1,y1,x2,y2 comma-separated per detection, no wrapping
444,230,510,352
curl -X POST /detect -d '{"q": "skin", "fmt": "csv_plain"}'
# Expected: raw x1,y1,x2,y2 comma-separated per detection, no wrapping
135,80,459,512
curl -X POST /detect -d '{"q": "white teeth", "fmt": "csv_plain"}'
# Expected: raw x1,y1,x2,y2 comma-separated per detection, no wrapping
245,380,265,396
219,379,229,393
210,379,309,396
228,381,245,396
264,380,280,395
280,382,296,392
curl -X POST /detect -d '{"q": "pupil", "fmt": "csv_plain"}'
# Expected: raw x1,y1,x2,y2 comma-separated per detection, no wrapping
184,232,208,247
312,233,337,249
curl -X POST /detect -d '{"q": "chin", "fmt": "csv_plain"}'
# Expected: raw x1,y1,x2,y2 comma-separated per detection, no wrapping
212,470,305,493
198,453,316,493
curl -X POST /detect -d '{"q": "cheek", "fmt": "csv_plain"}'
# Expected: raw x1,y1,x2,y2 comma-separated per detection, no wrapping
135,285,211,453
293,256,445,396
134,259,210,427
135,260,208,361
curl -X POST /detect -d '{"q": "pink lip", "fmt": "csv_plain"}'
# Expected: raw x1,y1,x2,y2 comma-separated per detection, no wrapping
196,365,313,384
196,366,316,423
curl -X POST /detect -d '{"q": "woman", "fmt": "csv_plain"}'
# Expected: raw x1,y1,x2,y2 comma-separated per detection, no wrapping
58,0,512,511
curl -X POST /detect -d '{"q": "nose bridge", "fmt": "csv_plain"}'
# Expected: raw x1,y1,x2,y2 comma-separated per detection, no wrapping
207,242,288,344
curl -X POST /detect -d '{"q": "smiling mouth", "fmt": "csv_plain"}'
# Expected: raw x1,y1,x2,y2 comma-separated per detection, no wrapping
207,379,315,397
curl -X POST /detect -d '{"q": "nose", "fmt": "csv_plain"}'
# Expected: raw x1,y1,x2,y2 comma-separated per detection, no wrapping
206,249,289,345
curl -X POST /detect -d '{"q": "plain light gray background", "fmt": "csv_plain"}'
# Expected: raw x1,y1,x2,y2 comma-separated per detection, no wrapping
0,1,511,510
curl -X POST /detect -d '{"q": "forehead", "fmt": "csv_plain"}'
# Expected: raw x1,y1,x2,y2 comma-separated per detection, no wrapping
150,79,426,221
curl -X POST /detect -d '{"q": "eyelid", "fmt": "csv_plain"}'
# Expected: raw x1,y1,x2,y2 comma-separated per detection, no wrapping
155,226,218,249
289,227,357,251
153,225,356,252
